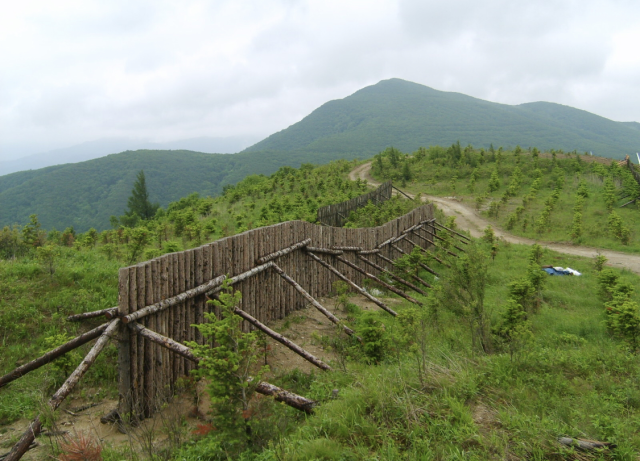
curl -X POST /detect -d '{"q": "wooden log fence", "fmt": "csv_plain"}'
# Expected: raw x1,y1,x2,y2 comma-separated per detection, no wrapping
317,181,393,227
3,204,439,459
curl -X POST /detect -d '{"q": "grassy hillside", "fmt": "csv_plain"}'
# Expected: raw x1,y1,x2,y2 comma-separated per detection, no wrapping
0,150,371,232
372,145,640,254
4,155,640,459
244,78,640,159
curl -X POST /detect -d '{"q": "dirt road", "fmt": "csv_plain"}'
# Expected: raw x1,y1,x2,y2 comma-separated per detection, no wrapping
349,162,640,274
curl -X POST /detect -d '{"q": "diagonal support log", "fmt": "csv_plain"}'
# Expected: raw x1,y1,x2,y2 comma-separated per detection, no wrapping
421,227,466,253
4,320,119,461
375,251,436,286
0,322,111,388
271,264,357,338
256,239,311,264
306,251,397,317
357,254,429,294
391,242,449,275
433,221,471,242
67,307,117,322
207,263,275,297
121,274,227,323
232,308,332,371
406,232,456,260
335,255,423,306
128,322,317,413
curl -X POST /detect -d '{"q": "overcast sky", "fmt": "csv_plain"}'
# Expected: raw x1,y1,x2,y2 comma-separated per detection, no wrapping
2,0,639,160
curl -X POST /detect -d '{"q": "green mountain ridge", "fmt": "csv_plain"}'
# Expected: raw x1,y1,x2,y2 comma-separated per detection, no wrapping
243,78,640,157
0,149,354,232
3,77,640,232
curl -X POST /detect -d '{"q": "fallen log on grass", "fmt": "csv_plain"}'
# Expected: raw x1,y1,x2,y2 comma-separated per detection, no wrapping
558,437,616,451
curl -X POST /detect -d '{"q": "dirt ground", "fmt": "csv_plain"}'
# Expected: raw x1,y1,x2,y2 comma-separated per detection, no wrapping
350,162,640,275
0,293,387,460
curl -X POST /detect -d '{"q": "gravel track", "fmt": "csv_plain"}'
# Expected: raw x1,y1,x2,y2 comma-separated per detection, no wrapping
349,162,640,274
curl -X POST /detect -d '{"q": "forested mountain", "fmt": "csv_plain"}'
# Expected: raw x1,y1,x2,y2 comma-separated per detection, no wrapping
4,78,640,232
0,149,360,232
243,78,640,158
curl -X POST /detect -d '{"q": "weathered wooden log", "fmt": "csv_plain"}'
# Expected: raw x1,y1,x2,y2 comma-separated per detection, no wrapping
409,233,449,266
128,322,197,362
122,275,227,324
271,264,357,337
336,255,423,307
307,252,397,317
4,320,119,461
377,236,395,249
433,221,471,242
255,381,316,414
358,248,380,255
375,252,436,285
391,242,448,275
421,227,466,253
256,238,311,264
406,233,456,261
0,322,110,388
305,247,344,255
392,185,414,200
357,255,429,294
67,307,117,322
208,262,275,296
129,324,318,414
233,307,332,371
331,246,363,252
558,437,615,451
391,233,409,244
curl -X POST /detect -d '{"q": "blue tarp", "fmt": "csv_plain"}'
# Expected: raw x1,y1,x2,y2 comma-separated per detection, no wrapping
543,268,566,276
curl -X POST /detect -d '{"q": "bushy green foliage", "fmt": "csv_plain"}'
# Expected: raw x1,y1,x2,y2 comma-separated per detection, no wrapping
188,283,268,454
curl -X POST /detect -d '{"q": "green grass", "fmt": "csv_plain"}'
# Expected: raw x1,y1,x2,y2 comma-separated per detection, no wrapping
182,240,640,460
374,145,640,253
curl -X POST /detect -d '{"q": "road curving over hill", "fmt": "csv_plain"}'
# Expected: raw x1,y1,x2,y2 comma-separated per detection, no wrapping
349,162,640,274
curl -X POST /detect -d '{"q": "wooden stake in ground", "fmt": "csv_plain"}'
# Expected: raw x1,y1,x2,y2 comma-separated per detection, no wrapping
0,322,110,388
4,320,120,461
271,264,357,337
307,251,397,317
129,322,317,413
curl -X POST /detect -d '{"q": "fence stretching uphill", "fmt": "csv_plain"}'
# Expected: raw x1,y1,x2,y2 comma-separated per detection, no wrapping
317,181,393,227
1,204,446,461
